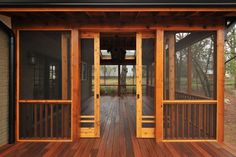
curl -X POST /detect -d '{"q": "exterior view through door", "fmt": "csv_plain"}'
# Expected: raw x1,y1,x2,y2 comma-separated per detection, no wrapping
80,32,155,138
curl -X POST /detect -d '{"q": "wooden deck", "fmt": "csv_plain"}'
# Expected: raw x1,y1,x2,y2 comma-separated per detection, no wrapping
1,96,236,157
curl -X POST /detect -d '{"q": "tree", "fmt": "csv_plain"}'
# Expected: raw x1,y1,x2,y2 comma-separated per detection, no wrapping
225,24,236,88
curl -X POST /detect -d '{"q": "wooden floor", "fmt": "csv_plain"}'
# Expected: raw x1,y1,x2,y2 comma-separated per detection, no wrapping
1,96,236,157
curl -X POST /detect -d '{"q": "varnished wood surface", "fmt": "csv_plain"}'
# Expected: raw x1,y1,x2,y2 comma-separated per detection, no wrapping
1,96,236,157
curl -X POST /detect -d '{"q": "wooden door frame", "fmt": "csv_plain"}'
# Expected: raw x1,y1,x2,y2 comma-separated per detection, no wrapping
79,32,100,138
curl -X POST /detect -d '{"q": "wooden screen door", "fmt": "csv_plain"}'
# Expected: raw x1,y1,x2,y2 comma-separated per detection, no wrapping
136,32,155,138
80,32,100,138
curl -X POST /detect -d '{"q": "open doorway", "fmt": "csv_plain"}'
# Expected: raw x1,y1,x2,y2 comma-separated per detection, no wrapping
79,32,155,138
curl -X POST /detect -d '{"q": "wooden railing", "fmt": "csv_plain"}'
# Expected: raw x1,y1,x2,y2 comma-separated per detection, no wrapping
175,91,210,100
163,91,217,140
163,103,217,140
19,100,71,140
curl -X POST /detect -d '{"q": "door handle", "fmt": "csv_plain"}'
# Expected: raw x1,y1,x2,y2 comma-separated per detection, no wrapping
96,94,100,99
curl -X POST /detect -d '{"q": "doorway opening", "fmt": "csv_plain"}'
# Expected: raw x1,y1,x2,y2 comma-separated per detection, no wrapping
80,32,155,138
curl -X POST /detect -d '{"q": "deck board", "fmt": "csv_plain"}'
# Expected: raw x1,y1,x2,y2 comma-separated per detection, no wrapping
0,96,235,157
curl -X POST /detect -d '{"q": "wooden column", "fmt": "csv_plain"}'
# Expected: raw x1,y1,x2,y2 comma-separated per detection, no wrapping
94,33,100,137
216,29,224,143
61,32,68,99
156,30,164,142
72,29,79,141
61,33,68,137
187,47,192,93
16,30,20,141
136,32,142,137
167,33,175,100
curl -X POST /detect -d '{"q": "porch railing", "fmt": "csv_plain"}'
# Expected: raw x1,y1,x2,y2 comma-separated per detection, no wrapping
18,100,71,140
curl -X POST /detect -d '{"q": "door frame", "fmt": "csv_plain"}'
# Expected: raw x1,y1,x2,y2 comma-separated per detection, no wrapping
79,32,100,138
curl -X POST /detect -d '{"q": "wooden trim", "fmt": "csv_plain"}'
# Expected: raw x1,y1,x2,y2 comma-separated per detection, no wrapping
72,29,79,141
142,115,155,118
162,139,217,142
216,29,224,143
163,100,217,104
136,32,142,138
80,32,100,38
155,30,164,142
1,7,236,12
167,33,175,100
61,32,68,99
81,115,95,118
141,128,155,138
16,30,20,142
187,47,192,93
80,120,95,123
142,120,155,123
17,139,72,142
94,32,100,137
19,100,72,103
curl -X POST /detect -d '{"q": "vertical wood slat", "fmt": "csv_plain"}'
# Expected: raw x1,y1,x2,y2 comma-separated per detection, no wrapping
72,29,79,141
136,32,142,137
94,33,100,137
50,104,53,137
45,104,48,137
167,33,175,100
216,29,224,143
16,30,20,141
156,30,164,142
187,47,192,93
61,32,69,138
34,104,37,137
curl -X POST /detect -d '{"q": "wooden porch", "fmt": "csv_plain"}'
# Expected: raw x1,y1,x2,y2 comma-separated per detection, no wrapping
1,96,236,157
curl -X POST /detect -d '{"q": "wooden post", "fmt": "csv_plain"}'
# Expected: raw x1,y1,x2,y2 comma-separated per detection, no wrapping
136,32,142,137
156,30,164,142
217,29,224,143
61,32,68,99
72,29,79,141
94,33,100,137
167,33,175,100
16,30,20,141
187,47,192,93
61,33,68,137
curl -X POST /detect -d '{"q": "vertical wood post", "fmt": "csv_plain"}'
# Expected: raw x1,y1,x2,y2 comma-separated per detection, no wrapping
187,47,192,93
61,32,69,137
217,29,224,143
136,32,142,137
16,30,20,141
156,30,164,142
94,33,100,137
61,32,68,99
72,29,79,141
167,33,175,100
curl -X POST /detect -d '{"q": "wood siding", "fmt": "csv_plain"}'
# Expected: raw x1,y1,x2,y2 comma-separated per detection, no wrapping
0,28,9,146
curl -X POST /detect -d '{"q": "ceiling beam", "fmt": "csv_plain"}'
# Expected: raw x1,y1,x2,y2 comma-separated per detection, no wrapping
175,31,214,51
